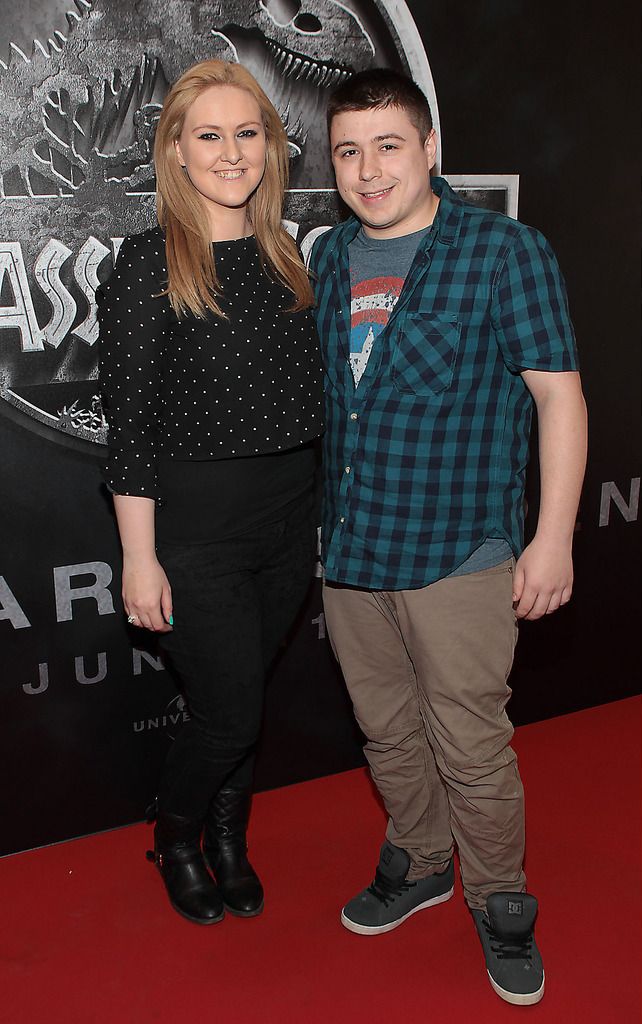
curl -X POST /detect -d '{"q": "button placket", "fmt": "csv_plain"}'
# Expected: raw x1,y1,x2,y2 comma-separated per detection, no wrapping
339,399,363,527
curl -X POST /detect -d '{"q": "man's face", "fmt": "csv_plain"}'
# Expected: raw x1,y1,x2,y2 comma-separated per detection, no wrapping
330,104,437,238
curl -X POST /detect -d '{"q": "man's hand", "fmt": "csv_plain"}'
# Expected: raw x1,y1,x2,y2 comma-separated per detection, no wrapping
513,536,573,620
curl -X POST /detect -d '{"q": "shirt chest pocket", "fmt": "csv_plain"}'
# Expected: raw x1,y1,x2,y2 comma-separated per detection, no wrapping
390,313,461,396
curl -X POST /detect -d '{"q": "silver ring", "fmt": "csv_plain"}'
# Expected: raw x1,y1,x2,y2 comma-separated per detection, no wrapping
127,614,138,624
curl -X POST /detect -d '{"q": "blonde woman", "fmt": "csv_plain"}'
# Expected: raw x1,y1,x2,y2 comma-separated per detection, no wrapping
99,60,323,925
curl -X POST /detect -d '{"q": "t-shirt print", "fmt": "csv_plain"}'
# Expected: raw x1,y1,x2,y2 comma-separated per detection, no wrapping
350,275,404,386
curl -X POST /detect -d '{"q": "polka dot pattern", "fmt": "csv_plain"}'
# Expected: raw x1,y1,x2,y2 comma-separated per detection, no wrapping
98,226,324,499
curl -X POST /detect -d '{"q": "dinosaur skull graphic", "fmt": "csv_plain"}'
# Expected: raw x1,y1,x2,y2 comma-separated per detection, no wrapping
214,0,392,185
217,1,440,183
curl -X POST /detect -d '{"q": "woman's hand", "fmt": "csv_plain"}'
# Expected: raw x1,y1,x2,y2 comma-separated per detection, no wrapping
123,555,173,632
113,494,172,632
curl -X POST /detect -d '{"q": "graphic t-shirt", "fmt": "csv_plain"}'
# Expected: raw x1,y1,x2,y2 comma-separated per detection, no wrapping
348,225,431,386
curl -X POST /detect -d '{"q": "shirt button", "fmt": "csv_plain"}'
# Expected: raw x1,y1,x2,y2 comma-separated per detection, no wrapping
345,466,351,474
350,412,358,420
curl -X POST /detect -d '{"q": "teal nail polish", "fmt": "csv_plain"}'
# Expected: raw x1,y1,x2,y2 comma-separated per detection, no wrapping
168,614,174,625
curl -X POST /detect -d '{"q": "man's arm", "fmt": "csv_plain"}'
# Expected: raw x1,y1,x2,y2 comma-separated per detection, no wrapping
513,369,587,620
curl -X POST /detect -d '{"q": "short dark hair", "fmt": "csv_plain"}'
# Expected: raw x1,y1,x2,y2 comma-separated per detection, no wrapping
327,67,433,141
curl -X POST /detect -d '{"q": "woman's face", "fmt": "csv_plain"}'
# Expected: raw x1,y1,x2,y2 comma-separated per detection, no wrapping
175,84,267,236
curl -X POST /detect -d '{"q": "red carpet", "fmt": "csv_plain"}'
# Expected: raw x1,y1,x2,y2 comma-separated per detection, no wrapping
2,698,640,1023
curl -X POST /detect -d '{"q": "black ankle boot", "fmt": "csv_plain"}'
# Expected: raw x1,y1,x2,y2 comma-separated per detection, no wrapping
147,811,225,925
203,787,264,917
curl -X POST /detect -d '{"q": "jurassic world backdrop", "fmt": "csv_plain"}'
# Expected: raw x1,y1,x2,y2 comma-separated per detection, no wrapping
0,0,639,855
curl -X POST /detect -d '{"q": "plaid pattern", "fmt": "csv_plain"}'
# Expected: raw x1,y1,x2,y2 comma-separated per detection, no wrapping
309,177,579,589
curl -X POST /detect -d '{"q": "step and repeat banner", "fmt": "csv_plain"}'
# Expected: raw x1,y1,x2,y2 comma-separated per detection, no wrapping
1,1,639,855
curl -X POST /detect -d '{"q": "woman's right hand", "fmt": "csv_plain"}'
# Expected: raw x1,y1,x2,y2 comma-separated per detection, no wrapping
122,555,173,632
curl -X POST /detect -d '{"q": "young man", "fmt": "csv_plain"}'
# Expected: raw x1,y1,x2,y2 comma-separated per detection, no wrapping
309,69,587,1006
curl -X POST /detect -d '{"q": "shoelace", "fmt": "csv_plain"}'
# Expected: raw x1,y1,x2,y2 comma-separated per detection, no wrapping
483,916,533,960
367,867,417,907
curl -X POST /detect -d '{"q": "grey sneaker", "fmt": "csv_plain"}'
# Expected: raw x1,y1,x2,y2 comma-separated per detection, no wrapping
340,840,454,935
472,892,545,1006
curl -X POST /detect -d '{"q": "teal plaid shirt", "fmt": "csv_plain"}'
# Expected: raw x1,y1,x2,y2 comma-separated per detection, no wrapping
310,177,579,590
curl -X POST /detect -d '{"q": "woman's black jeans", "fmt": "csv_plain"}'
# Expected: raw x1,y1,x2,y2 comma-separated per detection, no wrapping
156,496,316,820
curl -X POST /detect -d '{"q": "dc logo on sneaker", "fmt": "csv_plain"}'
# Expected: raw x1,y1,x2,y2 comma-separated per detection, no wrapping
508,900,523,915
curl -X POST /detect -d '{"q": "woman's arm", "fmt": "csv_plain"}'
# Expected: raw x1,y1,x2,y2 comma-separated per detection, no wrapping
98,231,172,631
98,232,168,501
114,494,173,633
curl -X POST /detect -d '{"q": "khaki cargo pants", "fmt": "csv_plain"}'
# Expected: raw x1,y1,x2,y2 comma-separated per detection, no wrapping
323,559,526,909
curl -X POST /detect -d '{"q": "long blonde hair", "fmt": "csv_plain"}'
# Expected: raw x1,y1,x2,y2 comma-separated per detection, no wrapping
154,59,314,318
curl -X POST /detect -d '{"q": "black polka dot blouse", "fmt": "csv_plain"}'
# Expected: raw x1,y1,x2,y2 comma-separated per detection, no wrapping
98,227,324,500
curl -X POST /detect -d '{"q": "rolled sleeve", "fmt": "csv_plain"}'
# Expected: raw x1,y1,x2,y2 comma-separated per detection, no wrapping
491,226,579,374
98,233,169,499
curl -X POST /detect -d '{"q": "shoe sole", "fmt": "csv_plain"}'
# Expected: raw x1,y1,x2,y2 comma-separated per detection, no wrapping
487,970,545,1006
169,900,225,925
224,900,264,918
340,885,454,935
